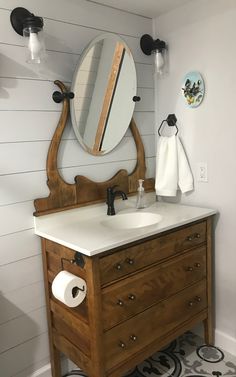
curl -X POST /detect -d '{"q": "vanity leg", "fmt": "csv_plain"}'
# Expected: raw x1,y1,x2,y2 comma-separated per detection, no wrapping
41,239,62,377
50,346,61,377
204,218,214,345
204,318,213,345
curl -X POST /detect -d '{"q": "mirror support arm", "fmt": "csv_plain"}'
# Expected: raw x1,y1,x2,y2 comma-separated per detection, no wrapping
34,82,155,217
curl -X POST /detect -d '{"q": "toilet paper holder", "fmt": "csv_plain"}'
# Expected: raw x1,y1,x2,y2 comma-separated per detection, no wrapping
60,251,85,270
60,254,86,294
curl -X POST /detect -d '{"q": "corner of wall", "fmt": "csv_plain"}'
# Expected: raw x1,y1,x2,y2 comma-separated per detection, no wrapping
215,329,236,357
30,363,51,377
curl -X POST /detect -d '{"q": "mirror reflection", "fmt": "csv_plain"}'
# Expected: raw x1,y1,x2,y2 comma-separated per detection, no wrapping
70,33,137,155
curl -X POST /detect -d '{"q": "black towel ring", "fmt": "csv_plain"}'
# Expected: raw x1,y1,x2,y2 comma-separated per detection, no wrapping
158,114,179,136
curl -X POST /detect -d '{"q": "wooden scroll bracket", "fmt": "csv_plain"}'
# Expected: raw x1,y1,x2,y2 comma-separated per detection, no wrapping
34,80,154,216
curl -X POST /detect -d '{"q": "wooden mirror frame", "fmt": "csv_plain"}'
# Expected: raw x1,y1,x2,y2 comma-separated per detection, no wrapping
34,81,155,216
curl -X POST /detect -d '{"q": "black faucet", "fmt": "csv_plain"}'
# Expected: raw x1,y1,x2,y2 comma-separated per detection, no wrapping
106,186,127,215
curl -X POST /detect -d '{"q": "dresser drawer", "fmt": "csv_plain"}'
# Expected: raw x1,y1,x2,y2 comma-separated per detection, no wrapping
99,221,206,285
102,246,206,330
104,279,207,370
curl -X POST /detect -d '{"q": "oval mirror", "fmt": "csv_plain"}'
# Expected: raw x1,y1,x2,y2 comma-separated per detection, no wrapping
70,33,137,155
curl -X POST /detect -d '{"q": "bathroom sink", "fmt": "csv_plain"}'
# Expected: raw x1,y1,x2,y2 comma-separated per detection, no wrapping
101,211,162,230
34,192,216,255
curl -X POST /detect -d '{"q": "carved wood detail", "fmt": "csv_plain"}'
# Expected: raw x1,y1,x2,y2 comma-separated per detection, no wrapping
34,80,154,216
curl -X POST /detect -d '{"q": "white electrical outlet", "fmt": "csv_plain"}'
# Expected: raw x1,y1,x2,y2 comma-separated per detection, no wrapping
197,162,208,182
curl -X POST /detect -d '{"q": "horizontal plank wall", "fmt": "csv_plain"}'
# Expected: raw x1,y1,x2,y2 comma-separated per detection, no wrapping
0,0,154,376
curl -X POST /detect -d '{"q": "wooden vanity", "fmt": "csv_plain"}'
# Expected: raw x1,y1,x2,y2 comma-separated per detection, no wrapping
40,216,213,377
34,82,215,376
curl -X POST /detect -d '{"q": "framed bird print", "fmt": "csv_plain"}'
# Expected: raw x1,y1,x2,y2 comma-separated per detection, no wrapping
182,71,205,108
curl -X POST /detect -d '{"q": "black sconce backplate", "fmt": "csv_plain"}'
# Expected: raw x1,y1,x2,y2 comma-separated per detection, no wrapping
10,7,44,36
10,7,32,35
140,34,166,55
140,34,154,55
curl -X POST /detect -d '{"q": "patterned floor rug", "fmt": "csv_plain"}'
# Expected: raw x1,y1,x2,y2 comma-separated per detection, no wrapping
64,332,236,377
124,332,236,377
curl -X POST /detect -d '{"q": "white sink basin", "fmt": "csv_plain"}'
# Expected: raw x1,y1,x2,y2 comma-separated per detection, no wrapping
101,212,162,230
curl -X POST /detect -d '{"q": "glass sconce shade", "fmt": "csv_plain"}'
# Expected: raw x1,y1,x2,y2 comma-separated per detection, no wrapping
155,51,165,74
23,26,46,64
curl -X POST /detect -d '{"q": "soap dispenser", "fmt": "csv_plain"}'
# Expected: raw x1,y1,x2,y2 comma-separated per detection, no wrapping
136,179,146,209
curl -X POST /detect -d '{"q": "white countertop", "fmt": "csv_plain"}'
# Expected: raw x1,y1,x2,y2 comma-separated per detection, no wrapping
34,193,216,256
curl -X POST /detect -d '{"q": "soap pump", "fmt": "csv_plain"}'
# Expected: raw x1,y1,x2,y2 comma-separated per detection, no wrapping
136,179,146,209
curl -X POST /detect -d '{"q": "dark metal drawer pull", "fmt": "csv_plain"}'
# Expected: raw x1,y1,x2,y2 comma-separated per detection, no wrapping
126,258,134,265
187,266,193,272
188,296,201,307
117,299,124,306
115,263,122,270
186,233,201,241
130,334,137,341
195,262,201,268
128,294,136,301
119,341,126,349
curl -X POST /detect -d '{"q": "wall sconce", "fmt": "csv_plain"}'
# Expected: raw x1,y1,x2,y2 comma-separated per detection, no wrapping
10,7,46,64
140,34,166,75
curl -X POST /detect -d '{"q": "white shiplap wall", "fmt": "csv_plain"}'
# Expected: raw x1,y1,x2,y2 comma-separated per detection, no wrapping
0,1,154,376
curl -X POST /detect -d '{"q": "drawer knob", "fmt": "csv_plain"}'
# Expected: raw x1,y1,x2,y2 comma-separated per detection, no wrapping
188,301,194,307
195,262,201,268
115,263,122,270
128,294,136,301
126,258,134,265
130,334,137,341
186,236,193,241
187,266,193,272
119,341,126,349
117,299,124,306
186,233,201,241
195,296,201,302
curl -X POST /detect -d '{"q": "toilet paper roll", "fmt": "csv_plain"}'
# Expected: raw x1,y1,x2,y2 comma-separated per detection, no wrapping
52,270,87,308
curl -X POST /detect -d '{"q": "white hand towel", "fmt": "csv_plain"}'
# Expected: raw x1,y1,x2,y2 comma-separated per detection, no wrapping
155,135,178,196
155,135,193,196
